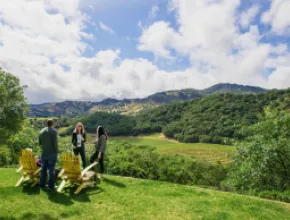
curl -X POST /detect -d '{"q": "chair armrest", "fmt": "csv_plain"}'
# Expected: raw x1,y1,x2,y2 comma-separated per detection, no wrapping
81,162,98,177
16,166,23,173
33,168,41,175
58,169,64,178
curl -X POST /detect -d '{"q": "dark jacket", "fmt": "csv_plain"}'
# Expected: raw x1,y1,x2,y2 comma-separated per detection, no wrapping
39,127,58,160
72,132,86,147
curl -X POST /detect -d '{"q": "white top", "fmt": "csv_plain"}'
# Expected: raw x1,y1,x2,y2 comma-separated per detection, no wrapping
77,134,83,147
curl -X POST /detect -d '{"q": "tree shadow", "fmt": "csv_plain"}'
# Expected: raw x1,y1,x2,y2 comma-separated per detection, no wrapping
102,178,126,188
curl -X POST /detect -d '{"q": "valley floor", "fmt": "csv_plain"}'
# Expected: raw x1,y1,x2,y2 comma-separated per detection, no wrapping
110,134,234,164
1,169,290,220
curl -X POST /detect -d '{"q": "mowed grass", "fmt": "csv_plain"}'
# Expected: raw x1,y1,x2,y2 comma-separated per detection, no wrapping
1,169,290,220
110,134,234,164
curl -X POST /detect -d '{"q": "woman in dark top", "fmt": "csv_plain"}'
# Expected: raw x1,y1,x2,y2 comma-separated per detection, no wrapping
90,126,107,179
72,122,87,168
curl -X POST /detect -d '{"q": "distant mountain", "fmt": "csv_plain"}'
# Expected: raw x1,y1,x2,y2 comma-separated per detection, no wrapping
27,83,267,117
202,83,267,95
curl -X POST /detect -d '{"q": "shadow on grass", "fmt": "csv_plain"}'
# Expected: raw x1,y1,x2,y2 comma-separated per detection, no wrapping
102,177,126,188
44,184,104,205
42,188,74,205
22,184,40,195
21,212,58,220
0,216,16,220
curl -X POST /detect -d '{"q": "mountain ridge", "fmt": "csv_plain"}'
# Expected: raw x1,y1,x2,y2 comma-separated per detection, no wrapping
28,83,267,117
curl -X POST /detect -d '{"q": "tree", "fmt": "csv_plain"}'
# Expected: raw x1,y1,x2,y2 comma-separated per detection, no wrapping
6,122,39,163
228,110,290,192
0,68,28,142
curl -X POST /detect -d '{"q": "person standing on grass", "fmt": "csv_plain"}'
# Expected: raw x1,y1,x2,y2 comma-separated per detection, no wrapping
72,122,87,168
39,119,59,190
90,126,107,179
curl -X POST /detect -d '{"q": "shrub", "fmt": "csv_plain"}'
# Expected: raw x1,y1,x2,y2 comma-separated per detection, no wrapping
0,146,12,167
106,142,227,187
106,142,160,180
228,110,290,192
212,136,223,144
199,135,212,143
6,123,39,164
163,124,182,138
183,135,199,143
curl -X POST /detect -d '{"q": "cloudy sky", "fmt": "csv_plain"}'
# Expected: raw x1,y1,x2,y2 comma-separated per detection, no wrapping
0,0,290,103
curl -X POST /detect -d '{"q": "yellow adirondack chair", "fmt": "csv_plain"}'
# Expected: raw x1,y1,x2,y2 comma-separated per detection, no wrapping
15,149,41,187
57,152,98,194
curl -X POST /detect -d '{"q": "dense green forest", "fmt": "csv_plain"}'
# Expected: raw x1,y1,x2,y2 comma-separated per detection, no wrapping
135,89,290,144
60,89,290,144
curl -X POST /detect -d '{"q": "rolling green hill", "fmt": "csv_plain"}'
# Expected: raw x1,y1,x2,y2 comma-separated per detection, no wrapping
135,88,290,143
53,88,290,144
1,168,290,220
27,83,267,117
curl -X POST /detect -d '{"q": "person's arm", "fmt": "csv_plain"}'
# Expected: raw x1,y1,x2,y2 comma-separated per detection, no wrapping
53,130,59,153
83,133,86,143
72,133,76,148
98,135,106,158
39,132,42,146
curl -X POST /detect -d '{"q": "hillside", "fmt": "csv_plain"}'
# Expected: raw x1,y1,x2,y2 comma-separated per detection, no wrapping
202,83,266,95
27,83,267,117
134,88,290,143
1,169,290,220
53,88,290,144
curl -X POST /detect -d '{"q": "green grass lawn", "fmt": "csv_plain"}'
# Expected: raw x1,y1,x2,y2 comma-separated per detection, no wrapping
1,168,290,220
110,134,234,164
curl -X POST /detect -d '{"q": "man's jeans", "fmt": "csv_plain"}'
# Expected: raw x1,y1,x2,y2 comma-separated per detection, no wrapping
40,157,56,189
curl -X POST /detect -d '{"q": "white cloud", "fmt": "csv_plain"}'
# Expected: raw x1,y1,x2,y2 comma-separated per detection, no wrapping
262,0,290,34
240,5,260,29
149,5,159,19
138,0,290,89
0,0,289,104
99,21,114,34
268,67,290,88
137,21,181,60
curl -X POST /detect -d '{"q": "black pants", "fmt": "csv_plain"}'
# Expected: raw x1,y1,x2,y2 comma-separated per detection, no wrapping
90,151,105,173
73,147,86,168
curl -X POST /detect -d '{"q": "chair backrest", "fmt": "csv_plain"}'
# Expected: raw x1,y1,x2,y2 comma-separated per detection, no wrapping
60,152,81,179
19,149,38,172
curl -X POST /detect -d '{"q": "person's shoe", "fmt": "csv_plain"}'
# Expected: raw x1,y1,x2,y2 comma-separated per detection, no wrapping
98,174,104,179
48,185,58,190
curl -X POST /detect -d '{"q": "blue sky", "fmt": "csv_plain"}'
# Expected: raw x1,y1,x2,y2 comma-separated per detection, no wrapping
0,0,289,103
82,0,289,72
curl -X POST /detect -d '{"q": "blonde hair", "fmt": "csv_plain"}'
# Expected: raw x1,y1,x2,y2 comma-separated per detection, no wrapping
73,122,85,134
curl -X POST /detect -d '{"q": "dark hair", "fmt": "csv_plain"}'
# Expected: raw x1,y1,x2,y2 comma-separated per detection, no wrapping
97,126,107,140
47,119,54,127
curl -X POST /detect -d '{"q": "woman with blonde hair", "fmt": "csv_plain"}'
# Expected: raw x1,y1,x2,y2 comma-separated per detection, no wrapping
72,122,87,168
90,126,107,179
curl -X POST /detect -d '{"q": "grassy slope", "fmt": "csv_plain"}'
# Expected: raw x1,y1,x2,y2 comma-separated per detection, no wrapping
111,134,234,164
1,169,290,220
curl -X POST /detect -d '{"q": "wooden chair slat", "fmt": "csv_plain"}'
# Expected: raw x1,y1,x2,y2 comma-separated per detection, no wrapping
58,152,97,194
15,149,40,187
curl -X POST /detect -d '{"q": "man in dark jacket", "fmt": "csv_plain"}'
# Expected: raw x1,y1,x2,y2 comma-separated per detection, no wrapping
39,119,58,190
